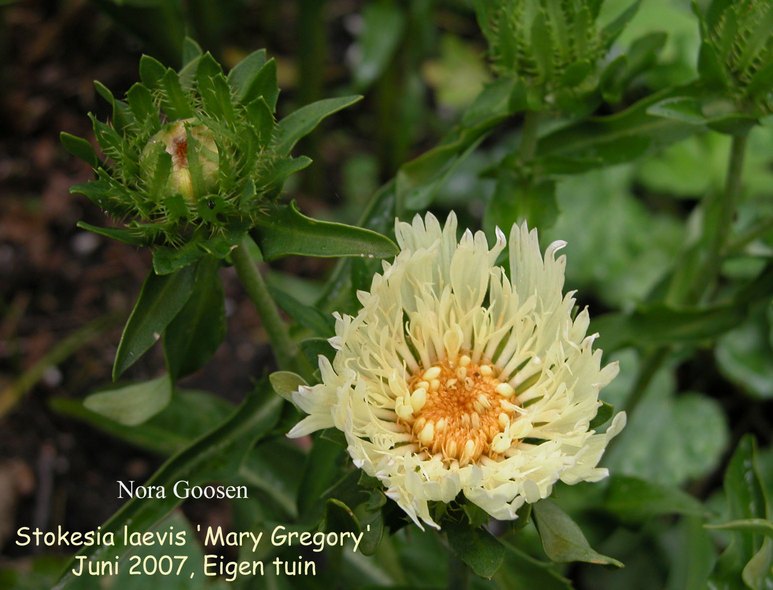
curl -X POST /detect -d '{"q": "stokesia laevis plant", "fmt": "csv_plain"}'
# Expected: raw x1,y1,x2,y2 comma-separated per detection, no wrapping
288,213,625,529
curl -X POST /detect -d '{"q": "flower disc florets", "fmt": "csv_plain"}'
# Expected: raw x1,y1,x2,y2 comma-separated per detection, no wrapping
288,213,625,529
139,118,220,203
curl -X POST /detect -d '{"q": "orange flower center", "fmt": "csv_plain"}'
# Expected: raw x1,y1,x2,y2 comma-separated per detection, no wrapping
396,354,519,466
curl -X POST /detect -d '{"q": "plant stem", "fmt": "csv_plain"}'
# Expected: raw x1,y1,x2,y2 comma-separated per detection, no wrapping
231,236,303,374
621,347,670,415
623,132,750,417
703,131,749,292
518,110,542,162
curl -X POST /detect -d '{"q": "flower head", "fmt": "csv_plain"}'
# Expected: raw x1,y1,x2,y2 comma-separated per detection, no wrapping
289,213,625,529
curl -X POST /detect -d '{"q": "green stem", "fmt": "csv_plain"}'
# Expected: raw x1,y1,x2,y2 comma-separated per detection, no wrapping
623,133,750,417
621,347,670,415
518,110,542,162
231,236,303,374
704,132,749,291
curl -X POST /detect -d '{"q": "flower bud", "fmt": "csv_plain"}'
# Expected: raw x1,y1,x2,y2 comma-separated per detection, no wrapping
476,0,605,108
140,119,219,202
699,0,772,116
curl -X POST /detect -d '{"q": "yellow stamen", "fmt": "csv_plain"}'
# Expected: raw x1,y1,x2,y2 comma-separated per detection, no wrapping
398,354,520,465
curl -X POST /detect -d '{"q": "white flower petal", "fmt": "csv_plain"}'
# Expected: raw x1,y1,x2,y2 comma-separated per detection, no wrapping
287,213,624,528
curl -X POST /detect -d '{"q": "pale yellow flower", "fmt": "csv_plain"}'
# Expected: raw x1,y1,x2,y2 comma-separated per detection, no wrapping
288,213,625,529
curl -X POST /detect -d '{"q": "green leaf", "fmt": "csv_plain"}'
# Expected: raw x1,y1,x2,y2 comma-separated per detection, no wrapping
242,59,279,111
275,95,362,156
602,32,667,103
543,167,683,308
538,87,706,174
263,155,313,193
747,62,773,102
240,438,306,519
352,1,405,90
396,77,515,212
89,116,124,159
60,132,98,167
398,130,489,211
160,68,194,119
666,516,717,590
0,555,96,590
322,498,359,535
710,435,770,589
254,202,398,261
75,221,145,247
589,401,615,430
268,283,334,336
353,491,386,556
269,370,307,405
724,436,768,540
297,434,346,522
593,303,746,352
602,0,642,47
707,519,773,537
604,475,706,521
126,83,159,131
181,36,202,67
83,375,172,426
164,256,225,380
300,337,335,367
647,96,706,124
496,542,573,590
51,389,234,456
484,175,557,235
244,96,275,144
139,54,167,89
94,81,133,132
636,133,728,198
697,41,727,89
445,521,505,579
533,500,623,567
54,384,283,590
227,48,267,99
607,387,729,487
715,303,773,399
109,512,209,589
462,76,518,128
743,538,773,590
113,265,197,380
197,54,235,124
152,241,205,275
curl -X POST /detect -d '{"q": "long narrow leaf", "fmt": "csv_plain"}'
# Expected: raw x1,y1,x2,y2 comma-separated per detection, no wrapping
53,385,283,590
254,202,397,261
113,265,197,380
275,95,362,156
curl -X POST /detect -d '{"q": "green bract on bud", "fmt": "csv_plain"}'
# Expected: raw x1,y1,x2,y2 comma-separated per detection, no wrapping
140,119,220,203
473,0,640,111
62,38,361,267
475,0,606,110
697,0,773,117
